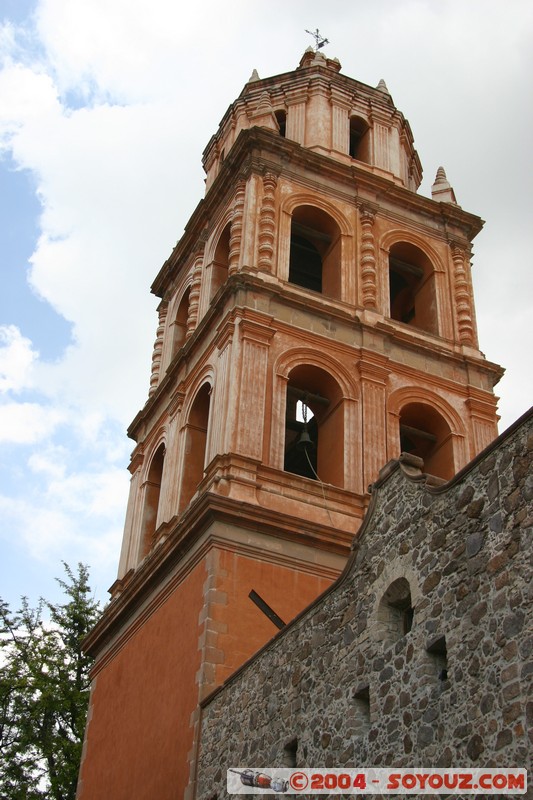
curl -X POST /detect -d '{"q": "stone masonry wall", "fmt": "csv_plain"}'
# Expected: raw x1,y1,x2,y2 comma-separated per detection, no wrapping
196,409,532,798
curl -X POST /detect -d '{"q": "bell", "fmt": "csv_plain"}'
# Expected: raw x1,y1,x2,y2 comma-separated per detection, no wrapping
297,429,313,449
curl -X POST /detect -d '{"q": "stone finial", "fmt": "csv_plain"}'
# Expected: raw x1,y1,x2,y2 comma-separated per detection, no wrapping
249,90,278,131
376,78,390,95
431,166,458,205
248,68,260,83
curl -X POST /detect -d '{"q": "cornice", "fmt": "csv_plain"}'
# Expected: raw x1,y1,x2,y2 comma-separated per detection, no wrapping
83,488,355,663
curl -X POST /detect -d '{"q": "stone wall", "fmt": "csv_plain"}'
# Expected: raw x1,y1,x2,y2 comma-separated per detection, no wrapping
196,409,532,797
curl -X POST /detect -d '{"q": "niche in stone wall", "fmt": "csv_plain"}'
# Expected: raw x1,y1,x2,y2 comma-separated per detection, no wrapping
352,685,371,735
377,577,414,646
424,635,449,686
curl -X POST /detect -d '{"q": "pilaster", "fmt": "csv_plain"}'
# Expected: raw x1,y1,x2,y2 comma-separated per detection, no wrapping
358,352,390,488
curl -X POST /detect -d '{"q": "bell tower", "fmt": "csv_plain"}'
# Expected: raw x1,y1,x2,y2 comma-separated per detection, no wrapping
78,50,502,800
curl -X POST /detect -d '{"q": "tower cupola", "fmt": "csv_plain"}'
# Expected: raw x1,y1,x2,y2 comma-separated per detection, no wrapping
203,50,422,193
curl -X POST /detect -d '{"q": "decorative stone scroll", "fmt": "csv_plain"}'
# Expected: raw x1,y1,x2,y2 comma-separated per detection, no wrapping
258,172,277,271
148,302,168,397
228,180,246,276
451,244,476,347
360,208,377,308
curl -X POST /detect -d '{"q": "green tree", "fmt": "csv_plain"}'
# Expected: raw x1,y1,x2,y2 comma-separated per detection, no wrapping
0,563,101,800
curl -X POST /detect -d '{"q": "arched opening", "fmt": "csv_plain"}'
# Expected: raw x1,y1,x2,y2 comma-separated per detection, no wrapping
288,206,342,299
388,242,438,335
140,443,165,557
284,365,344,487
349,116,370,162
275,109,287,138
180,383,211,511
377,577,413,645
171,287,191,360
399,402,455,480
209,224,231,300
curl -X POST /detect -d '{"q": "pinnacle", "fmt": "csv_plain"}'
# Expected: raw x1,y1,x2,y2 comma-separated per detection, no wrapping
434,166,448,183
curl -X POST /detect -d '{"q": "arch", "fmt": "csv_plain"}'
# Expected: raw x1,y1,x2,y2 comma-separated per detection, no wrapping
349,115,371,163
179,381,212,512
169,285,191,360
287,205,342,298
389,388,466,480
275,347,356,399
207,222,231,301
283,363,345,487
139,440,166,558
387,241,438,334
283,193,351,237
381,232,445,337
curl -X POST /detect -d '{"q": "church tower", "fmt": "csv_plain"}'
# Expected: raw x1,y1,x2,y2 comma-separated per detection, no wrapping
78,50,502,799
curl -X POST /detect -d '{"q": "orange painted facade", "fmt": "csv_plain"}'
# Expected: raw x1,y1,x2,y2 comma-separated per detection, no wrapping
78,50,502,799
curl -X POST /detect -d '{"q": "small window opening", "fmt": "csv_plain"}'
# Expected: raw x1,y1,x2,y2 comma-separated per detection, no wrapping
349,116,370,162
275,109,287,138
426,635,448,683
283,738,298,767
378,578,414,645
353,685,371,735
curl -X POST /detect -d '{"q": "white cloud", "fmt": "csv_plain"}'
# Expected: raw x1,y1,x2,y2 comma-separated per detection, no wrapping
0,401,64,443
0,0,532,609
0,325,37,392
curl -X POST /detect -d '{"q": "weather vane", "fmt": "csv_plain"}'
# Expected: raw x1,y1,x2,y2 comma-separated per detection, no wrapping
305,28,329,52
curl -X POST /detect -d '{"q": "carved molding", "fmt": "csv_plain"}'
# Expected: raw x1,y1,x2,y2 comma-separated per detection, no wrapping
359,208,377,309
148,303,168,397
258,172,277,271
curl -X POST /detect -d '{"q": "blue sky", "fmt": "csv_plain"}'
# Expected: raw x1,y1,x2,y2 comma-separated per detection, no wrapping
1,0,532,611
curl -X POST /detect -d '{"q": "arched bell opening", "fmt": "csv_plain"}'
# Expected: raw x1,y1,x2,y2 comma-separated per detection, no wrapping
399,402,455,480
288,206,342,299
209,223,231,300
389,242,438,335
140,442,166,557
283,364,344,487
180,383,211,511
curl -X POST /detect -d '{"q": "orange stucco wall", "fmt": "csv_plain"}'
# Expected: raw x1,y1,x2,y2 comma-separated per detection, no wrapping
212,550,333,685
78,560,206,800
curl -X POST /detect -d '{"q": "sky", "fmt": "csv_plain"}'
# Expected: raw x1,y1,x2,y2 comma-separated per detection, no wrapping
0,0,532,610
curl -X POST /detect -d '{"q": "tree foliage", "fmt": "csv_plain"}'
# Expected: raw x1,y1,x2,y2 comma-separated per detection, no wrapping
0,563,101,800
